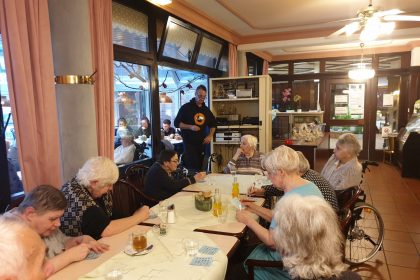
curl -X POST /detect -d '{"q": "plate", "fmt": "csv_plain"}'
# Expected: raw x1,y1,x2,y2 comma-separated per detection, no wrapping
124,244,154,256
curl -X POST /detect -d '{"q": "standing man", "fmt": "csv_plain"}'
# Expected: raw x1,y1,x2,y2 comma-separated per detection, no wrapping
174,85,216,172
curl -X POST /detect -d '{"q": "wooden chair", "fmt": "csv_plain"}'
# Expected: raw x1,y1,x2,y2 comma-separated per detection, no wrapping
124,163,149,191
111,179,158,219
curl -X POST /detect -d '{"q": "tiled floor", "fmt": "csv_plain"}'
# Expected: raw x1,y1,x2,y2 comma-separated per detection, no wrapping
349,163,420,280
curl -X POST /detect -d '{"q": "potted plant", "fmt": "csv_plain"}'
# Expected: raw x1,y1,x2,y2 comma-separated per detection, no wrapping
279,88,293,112
294,94,302,112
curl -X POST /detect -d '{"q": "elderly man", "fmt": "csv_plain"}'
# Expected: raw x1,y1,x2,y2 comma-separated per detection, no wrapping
5,185,109,275
0,216,48,280
174,84,216,172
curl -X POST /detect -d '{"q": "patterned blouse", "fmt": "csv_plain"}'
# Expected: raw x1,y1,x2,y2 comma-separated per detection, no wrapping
226,151,264,175
321,155,362,191
60,178,113,237
262,169,339,211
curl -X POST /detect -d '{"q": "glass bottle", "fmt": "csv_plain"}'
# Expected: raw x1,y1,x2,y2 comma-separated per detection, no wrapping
231,171,239,198
212,188,222,217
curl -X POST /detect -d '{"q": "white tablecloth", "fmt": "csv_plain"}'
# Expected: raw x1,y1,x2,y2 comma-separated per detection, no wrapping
79,229,227,280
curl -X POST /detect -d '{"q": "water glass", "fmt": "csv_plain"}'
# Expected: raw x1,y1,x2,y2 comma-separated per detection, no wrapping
183,239,200,257
217,201,228,223
159,201,168,222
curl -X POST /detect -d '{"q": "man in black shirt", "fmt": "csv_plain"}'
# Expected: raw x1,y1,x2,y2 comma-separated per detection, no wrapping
174,85,216,172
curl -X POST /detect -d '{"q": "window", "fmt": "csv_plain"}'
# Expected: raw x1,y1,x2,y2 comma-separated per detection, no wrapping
112,2,149,52
162,20,199,62
114,61,152,160
293,61,320,74
158,65,208,127
0,34,24,199
378,55,401,70
196,37,222,68
269,63,288,75
330,83,365,120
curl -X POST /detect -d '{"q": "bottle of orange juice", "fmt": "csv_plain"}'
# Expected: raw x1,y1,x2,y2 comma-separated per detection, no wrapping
212,188,222,217
231,172,239,198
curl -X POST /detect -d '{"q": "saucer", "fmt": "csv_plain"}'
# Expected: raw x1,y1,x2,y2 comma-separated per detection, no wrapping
124,244,153,256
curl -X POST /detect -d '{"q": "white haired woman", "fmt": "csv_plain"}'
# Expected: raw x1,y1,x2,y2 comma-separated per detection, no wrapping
273,195,361,280
250,151,339,211
236,145,323,280
114,130,136,165
226,134,264,175
321,133,362,190
60,157,149,239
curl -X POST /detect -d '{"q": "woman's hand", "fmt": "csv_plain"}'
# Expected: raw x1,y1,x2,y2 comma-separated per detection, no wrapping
247,186,265,197
236,209,253,225
233,148,243,160
68,243,90,262
88,240,109,253
194,172,206,182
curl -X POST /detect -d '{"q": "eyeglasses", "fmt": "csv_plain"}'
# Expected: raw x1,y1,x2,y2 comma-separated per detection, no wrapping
170,160,179,163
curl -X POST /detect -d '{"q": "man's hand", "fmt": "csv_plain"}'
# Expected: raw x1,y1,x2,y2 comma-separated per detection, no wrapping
190,125,200,131
203,135,212,144
194,172,206,182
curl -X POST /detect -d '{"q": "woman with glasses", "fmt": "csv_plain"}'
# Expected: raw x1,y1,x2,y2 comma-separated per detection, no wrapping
144,150,206,201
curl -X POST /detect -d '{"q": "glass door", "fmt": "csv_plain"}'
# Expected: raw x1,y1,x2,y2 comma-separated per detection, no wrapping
325,79,367,159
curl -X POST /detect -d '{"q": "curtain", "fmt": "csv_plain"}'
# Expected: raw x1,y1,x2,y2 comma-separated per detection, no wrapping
228,43,238,77
89,0,114,159
0,0,62,191
263,60,269,75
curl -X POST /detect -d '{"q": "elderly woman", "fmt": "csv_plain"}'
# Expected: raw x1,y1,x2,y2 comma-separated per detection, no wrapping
321,133,362,190
114,130,136,165
144,150,205,201
250,151,338,211
60,157,149,239
273,195,360,280
236,145,323,280
226,134,264,175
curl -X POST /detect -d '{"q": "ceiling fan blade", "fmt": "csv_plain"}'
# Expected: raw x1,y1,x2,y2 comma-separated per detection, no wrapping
373,9,402,18
384,15,420,21
328,25,350,37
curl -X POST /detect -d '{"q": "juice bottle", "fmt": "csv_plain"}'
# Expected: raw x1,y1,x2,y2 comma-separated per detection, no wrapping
212,188,222,217
231,172,239,198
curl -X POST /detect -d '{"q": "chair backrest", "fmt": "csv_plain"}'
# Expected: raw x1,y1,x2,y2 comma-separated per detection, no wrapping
124,163,149,191
111,179,158,219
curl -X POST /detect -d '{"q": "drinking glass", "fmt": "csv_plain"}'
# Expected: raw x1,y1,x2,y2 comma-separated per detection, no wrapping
183,239,200,257
217,201,228,223
131,231,147,252
159,201,168,222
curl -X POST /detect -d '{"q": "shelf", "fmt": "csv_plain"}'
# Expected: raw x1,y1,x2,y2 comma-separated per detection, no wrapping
213,141,240,145
212,98,259,102
216,125,259,129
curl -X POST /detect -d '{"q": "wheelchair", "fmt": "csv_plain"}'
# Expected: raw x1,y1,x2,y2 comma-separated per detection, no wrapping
336,160,384,264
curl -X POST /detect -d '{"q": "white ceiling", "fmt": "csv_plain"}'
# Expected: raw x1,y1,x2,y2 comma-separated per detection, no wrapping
180,0,420,59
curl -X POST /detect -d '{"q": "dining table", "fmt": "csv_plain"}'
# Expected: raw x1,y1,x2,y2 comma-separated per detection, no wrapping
142,191,265,238
49,225,238,280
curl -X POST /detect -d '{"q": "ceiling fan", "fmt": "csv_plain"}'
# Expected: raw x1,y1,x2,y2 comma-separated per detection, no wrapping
329,0,420,42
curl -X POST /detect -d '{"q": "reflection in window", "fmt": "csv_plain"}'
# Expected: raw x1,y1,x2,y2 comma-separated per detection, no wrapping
378,56,401,70
325,58,369,73
162,21,198,62
375,75,400,150
112,2,148,52
114,61,151,160
330,126,364,150
293,61,320,74
330,83,364,120
269,63,288,75
0,34,23,195
197,37,222,68
158,66,208,130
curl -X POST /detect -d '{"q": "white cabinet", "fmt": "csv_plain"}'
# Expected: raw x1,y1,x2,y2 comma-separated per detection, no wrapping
209,75,272,172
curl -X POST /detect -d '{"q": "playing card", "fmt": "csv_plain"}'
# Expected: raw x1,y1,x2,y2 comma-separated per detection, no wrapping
190,257,213,267
198,246,219,255
85,251,100,260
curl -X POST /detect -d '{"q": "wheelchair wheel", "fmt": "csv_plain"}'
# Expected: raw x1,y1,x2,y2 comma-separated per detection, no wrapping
345,203,384,264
